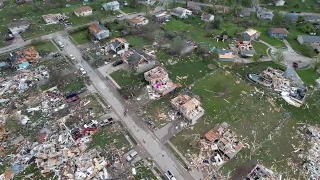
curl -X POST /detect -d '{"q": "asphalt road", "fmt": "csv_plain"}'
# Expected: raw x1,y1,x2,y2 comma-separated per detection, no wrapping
56,35,200,180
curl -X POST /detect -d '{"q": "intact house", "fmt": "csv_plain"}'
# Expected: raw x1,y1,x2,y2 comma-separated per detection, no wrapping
187,1,202,12
170,7,192,19
122,49,155,73
7,21,30,35
10,46,39,69
144,66,177,98
256,8,274,20
201,13,214,22
74,6,92,17
137,0,156,5
204,122,243,169
238,8,251,17
129,16,149,26
267,28,289,39
171,94,204,125
242,28,260,41
89,23,110,40
42,14,68,24
219,49,235,62
102,1,120,11
153,11,171,22
108,38,129,55
297,35,320,50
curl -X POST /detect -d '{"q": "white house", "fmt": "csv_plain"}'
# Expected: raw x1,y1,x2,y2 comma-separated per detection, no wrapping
102,1,120,11
201,13,214,22
74,6,92,17
129,15,149,26
108,38,130,55
170,7,192,19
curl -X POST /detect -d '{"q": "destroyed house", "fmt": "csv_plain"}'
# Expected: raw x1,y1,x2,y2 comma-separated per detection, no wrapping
108,38,129,55
144,66,177,96
204,123,243,160
122,49,155,73
153,11,171,22
171,94,204,125
7,20,30,35
247,164,277,180
10,46,39,68
129,16,149,26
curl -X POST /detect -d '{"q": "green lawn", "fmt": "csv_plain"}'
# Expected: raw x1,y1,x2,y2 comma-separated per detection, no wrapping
33,40,58,53
89,122,131,151
170,68,305,178
286,28,310,56
126,36,151,49
164,18,228,49
297,68,320,85
61,78,85,92
110,69,144,88
22,24,64,39
253,27,286,47
134,162,158,180
70,30,91,45
251,41,269,56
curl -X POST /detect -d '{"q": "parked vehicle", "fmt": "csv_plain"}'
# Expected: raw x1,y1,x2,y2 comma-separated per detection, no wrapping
126,151,138,161
112,60,123,67
58,41,64,48
100,117,114,127
117,14,124,18
69,54,76,61
164,170,176,180
79,67,87,76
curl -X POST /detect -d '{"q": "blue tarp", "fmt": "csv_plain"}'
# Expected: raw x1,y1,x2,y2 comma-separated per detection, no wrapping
17,62,29,70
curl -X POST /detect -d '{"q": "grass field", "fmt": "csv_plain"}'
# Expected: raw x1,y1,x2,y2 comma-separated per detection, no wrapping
126,36,151,49
110,69,144,88
164,18,229,49
169,61,320,178
89,122,131,151
253,27,286,47
70,30,91,45
33,40,58,53
133,161,158,180
251,41,269,56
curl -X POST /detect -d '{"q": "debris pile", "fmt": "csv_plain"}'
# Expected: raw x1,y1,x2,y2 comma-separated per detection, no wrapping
246,164,281,180
41,86,67,114
300,125,320,179
144,66,181,99
188,122,243,171
171,94,204,125
0,66,49,95
248,67,307,107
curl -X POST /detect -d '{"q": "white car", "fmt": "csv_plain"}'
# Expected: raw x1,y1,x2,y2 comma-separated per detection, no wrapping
126,151,138,162
70,54,76,60
117,14,124,18
79,67,87,75
58,41,64,48
164,170,176,180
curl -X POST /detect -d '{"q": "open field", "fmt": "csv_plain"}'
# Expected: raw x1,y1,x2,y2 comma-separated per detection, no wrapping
251,41,269,56
89,122,131,151
70,30,91,45
169,61,320,178
33,40,58,53
133,161,158,180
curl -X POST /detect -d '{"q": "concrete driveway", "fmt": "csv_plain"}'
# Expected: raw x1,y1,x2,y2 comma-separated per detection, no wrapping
282,39,311,68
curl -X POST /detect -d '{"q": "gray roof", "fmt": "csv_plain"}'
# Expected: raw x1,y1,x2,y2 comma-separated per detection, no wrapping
240,8,251,14
298,35,320,43
201,13,213,20
171,7,186,16
304,15,320,21
7,20,30,28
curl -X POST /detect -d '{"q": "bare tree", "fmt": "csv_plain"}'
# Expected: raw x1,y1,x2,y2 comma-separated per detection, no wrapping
171,36,184,54
312,54,320,72
153,30,165,49
273,48,285,64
